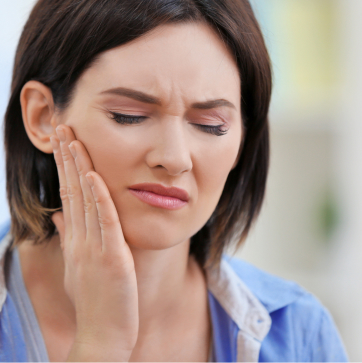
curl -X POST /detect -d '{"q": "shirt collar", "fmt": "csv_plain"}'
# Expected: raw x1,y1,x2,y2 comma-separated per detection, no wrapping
225,255,305,313
206,258,271,341
206,257,272,361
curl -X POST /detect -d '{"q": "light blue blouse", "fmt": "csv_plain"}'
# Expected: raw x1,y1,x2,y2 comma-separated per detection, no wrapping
0,220,348,362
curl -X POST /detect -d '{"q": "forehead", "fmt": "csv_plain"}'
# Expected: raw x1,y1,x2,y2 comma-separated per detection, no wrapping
78,21,241,106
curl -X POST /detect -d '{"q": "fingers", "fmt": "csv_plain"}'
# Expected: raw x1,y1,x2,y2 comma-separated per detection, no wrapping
86,171,126,256
51,211,65,251
68,140,102,247
56,126,86,241
50,135,72,241
51,124,125,258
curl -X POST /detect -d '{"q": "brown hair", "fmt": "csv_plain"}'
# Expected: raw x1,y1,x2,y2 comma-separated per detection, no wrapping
4,0,271,269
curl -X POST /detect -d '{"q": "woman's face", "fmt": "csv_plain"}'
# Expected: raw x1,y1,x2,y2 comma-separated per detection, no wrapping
58,21,242,251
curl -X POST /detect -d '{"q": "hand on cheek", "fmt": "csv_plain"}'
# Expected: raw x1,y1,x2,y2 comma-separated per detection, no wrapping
49,124,139,361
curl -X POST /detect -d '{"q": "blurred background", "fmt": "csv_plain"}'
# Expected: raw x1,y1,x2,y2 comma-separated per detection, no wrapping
0,0,361,360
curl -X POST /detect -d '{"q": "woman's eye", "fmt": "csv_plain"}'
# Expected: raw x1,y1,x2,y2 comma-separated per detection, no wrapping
193,124,228,136
110,112,228,136
110,112,146,124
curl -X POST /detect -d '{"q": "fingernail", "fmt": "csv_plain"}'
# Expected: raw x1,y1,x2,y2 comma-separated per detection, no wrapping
69,142,77,158
56,126,66,143
50,136,59,151
86,173,94,187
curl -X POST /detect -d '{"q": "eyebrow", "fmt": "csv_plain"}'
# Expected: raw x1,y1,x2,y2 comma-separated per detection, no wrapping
100,87,236,110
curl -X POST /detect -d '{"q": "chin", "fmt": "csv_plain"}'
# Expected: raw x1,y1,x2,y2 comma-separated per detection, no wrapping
122,223,189,251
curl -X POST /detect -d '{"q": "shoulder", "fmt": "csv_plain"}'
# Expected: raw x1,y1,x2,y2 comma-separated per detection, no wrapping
224,255,349,362
0,220,28,361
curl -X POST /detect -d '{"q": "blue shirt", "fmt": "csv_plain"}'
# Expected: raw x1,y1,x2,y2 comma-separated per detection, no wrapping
0,219,348,362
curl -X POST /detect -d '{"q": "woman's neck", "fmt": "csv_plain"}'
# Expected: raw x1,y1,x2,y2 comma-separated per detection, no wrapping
16,234,211,360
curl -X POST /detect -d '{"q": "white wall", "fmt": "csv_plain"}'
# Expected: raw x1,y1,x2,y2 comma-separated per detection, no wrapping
0,0,36,225
330,0,362,357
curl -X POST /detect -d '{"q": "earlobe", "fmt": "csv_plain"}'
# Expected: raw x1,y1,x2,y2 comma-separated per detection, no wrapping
20,80,57,154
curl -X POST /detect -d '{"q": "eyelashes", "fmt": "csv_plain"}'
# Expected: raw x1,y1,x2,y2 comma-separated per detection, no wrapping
109,112,228,136
193,124,228,136
110,112,146,125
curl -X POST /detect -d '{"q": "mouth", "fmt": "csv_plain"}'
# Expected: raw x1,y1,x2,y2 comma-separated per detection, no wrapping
128,183,189,210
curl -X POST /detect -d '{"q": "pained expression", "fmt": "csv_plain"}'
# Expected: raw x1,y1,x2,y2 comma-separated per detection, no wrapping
59,21,242,250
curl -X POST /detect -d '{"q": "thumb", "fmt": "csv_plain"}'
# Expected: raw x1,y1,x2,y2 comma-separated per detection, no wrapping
51,211,65,251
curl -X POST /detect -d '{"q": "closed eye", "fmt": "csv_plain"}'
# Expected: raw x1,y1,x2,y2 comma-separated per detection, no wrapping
109,112,228,136
110,112,146,124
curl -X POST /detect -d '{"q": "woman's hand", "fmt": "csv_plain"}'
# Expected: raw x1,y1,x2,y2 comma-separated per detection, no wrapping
50,125,139,362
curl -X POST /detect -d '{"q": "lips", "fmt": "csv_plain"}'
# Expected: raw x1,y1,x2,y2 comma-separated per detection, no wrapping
128,183,189,202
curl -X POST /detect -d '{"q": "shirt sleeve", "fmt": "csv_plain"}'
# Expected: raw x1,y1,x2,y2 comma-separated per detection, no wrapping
305,305,349,362
259,291,349,362
0,293,28,362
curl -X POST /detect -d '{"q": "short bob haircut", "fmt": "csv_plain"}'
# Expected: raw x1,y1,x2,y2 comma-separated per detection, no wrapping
4,0,271,270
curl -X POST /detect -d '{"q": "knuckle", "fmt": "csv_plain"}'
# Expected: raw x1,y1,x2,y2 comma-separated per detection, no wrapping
93,191,110,204
62,153,73,163
59,187,68,201
67,184,80,200
55,159,63,167
98,215,117,228
75,163,84,175
83,200,94,213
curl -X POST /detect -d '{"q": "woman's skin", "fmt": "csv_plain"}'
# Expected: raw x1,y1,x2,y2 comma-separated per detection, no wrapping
17,21,242,361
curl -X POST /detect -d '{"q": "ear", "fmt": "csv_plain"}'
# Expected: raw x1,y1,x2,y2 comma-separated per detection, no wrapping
20,80,57,154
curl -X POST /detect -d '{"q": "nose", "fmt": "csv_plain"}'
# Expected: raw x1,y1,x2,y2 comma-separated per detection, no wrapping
145,118,193,176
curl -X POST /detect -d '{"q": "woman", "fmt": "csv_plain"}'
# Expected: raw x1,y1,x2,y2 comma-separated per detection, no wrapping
0,0,348,361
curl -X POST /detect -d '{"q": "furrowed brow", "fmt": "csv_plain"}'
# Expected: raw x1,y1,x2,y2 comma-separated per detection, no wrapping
100,87,162,105
191,99,236,110
100,87,236,110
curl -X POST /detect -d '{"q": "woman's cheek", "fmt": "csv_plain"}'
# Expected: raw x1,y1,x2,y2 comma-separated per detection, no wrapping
71,111,138,188
190,137,241,227
202,136,240,191
88,133,140,189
